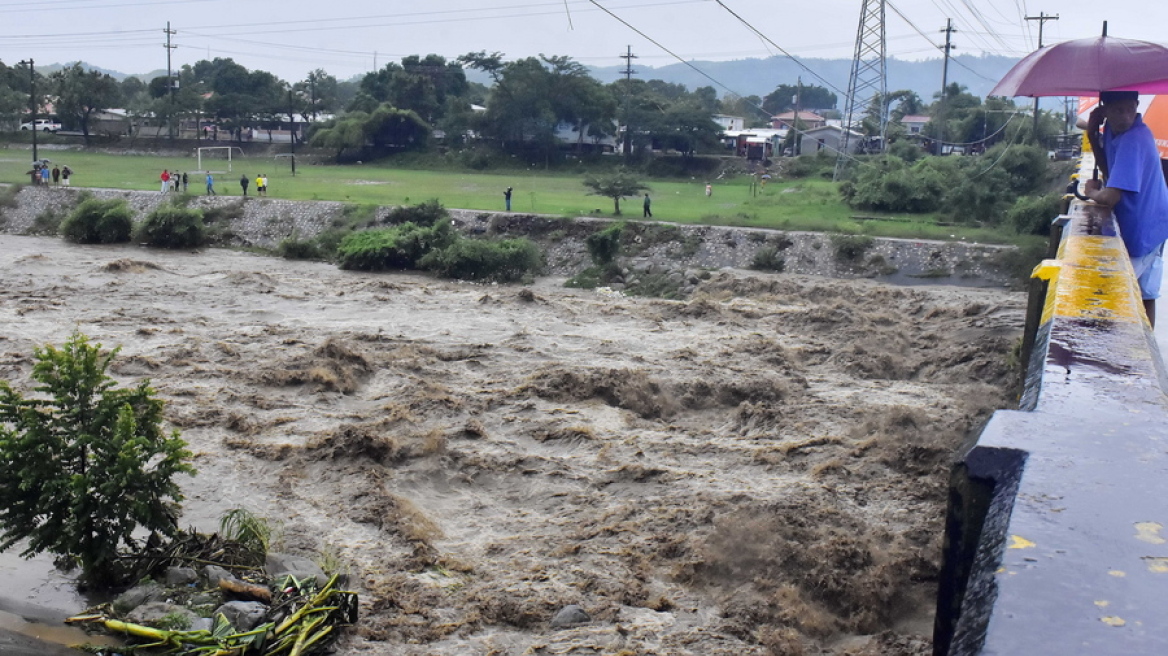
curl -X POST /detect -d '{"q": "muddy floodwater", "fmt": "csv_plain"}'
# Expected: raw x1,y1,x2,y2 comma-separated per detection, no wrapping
0,235,1025,655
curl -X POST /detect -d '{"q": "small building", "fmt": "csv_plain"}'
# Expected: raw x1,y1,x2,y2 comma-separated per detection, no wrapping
727,128,786,159
712,114,745,132
771,110,826,131
554,121,618,153
900,114,931,135
88,108,131,136
799,125,864,156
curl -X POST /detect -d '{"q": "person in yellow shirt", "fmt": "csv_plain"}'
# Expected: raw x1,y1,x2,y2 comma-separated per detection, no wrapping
255,174,265,197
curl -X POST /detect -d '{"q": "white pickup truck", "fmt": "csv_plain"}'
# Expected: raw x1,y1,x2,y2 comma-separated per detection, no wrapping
20,119,62,132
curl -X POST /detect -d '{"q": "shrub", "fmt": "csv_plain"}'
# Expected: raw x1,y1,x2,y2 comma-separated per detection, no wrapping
565,263,620,289
887,139,925,163
751,246,786,272
61,198,134,244
585,222,623,265
841,155,947,213
785,152,836,179
30,207,67,236
831,234,874,262
383,199,446,226
0,332,194,588
420,237,542,282
279,237,324,260
136,205,206,248
336,220,456,271
1007,193,1061,236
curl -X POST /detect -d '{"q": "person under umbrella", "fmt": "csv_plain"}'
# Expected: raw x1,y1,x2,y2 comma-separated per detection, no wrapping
1083,90,1168,326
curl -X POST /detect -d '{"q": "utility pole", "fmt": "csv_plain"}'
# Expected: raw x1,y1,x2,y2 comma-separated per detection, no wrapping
1025,12,1059,144
164,22,177,139
19,59,37,163
794,76,802,156
936,19,956,155
619,46,637,158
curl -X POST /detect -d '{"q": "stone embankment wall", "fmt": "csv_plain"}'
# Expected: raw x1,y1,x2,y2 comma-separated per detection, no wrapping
0,185,1017,288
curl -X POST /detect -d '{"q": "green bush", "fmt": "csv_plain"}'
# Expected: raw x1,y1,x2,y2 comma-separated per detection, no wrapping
1007,193,1061,236
785,152,836,179
336,220,456,271
887,139,925,163
61,198,134,244
136,205,206,248
564,263,620,289
585,222,623,265
383,199,446,226
0,332,194,588
750,246,786,272
840,156,947,213
420,237,542,282
831,234,874,262
279,237,324,260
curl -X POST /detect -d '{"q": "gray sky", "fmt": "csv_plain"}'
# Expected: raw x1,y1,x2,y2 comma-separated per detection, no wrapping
2,0,1163,86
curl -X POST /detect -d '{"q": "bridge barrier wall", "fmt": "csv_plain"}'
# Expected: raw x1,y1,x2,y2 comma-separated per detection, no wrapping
934,155,1168,655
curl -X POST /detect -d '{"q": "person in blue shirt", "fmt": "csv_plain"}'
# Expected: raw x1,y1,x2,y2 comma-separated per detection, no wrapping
1085,90,1168,326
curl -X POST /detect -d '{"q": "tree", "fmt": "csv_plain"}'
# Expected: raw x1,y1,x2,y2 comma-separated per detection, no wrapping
309,111,370,162
0,332,194,588
51,63,121,140
762,84,837,115
719,93,768,127
583,168,649,215
353,54,468,124
295,69,340,122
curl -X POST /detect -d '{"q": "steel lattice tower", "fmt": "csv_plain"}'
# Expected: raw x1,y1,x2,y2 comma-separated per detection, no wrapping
835,0,887,179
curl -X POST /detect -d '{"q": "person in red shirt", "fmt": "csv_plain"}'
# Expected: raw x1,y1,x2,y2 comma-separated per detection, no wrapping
160,169,171,193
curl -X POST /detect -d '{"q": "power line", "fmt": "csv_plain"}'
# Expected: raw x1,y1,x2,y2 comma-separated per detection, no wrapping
709,1,847,97
586,1,867,168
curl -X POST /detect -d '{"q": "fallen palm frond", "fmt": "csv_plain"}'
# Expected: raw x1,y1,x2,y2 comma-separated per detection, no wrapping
68,574,357,656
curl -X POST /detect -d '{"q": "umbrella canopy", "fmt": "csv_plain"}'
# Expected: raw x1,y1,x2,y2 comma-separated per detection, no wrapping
991,35,1168,98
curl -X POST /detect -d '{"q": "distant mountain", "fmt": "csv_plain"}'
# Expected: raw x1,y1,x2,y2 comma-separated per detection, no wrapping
56,53,1021,109
585,53,1021,107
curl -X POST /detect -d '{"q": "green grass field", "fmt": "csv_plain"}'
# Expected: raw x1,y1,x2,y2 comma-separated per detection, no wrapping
0,146,1019,244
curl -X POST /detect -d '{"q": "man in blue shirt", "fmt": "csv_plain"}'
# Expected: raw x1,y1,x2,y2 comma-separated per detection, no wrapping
1085,90,1168,326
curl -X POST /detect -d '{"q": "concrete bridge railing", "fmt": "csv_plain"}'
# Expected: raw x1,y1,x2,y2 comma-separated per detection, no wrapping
933,153,1168,654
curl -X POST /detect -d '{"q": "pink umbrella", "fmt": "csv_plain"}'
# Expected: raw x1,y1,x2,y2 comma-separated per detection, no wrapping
991,30,1168,98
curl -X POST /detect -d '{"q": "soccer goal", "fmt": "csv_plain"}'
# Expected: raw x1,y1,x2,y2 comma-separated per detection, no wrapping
195,146,245,173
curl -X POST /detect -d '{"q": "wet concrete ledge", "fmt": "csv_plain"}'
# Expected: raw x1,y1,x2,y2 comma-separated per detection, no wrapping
934,163,1168,654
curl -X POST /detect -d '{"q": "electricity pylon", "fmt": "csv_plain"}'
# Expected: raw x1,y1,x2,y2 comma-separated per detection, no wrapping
835,0,887,180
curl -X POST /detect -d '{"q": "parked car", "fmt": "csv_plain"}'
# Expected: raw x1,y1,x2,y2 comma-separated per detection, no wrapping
20,119,62,132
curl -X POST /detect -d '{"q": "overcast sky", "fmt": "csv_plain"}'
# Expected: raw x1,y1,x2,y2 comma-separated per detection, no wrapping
3,0,1164,86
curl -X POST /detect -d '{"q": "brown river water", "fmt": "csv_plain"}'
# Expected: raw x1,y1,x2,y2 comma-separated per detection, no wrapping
0,235,1024,655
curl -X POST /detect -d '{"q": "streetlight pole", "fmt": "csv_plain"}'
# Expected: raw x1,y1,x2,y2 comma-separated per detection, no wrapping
19,59,37,163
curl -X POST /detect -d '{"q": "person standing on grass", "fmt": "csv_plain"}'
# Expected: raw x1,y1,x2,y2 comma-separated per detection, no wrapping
240,174,250,196
61,165,71,186
643,193,652,218
503,186,513,211
705,182,713,197
181,171,188,193
256,173,264,197
160,169,171,193
41,166,50,186
1084,90,1168,327
206,172,216,196
51,165,60,185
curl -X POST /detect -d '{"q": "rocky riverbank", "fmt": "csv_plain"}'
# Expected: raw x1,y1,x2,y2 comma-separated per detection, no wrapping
0,185,1019,290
